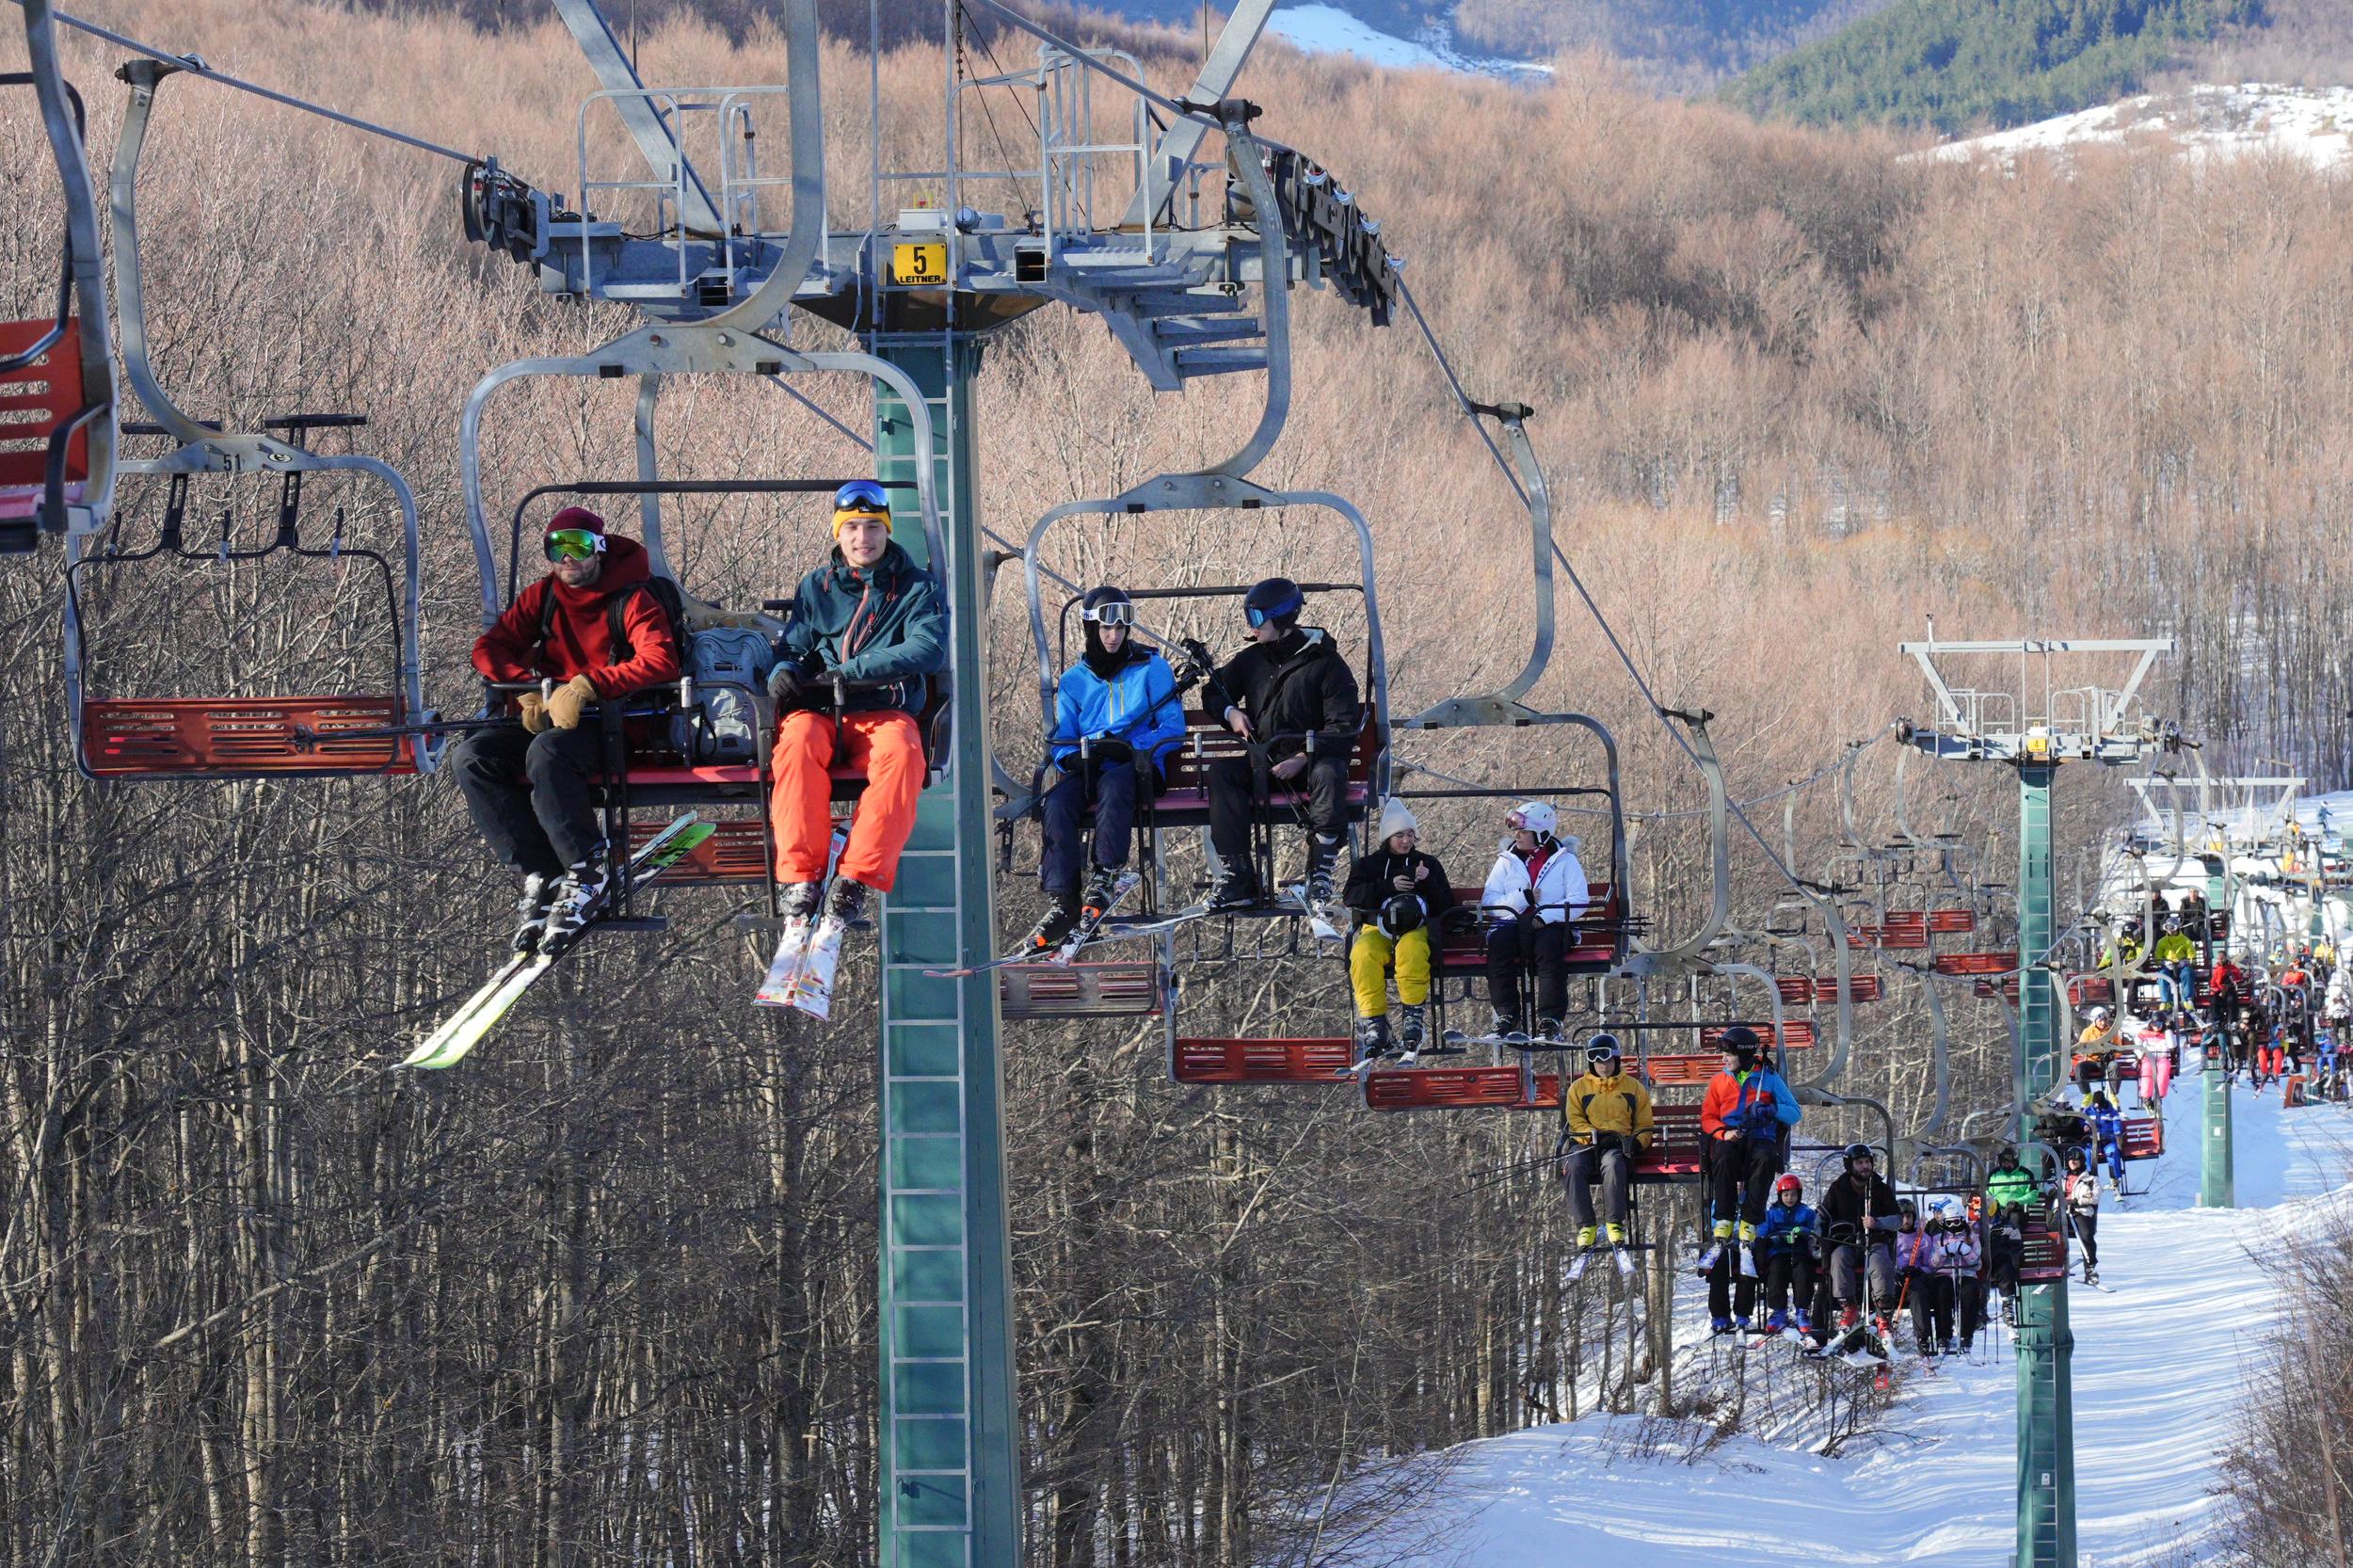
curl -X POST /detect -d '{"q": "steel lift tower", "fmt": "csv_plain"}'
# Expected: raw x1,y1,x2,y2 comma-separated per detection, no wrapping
458,2,1400,1561
1897,633,2175,1568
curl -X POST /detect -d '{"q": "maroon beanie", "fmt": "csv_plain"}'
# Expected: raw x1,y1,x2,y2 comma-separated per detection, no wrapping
546,505,606,537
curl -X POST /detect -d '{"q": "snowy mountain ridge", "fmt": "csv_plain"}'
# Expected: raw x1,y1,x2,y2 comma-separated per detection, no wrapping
1931,83,2353,168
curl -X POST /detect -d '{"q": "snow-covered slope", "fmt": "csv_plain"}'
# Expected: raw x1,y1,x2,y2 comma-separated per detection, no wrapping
1387,1086,2353,1566
1261,5,1549,77
1931,83,2353,168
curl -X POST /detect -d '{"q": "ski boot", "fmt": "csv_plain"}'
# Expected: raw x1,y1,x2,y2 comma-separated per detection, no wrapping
1347,1015,1392,1074
1027,890,1081,953
1709,1316,1735,1336
538,842,613,954
1694,1223,1731,1273
1576,1224,1598,1250
778,880,824,922
1734,1315,1753,1335
1605,1223,1627,1246
2083,1266,2099,1287
511,872,558,953
824,877,872,930
1208,870,1261,912
1837,1304,1860,1333
1396,1002,1428,1054
1080,867,1123,923
1531,1016,1564,1046
1489,1010,1521,1043
1737,1221,1761,1278
1792,1308,1813,1337
1764,1309,1789,1335
1941,1337,1959,1356
1916,1336,1936,1358
1303,832,1343,908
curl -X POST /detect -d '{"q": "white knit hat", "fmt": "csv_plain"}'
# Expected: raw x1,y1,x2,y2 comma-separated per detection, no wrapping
1377,796,1418,840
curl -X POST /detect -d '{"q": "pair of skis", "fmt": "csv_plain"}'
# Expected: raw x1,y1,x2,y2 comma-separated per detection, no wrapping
405,813,714,1071
1565,1241,1641,1282
921,872,1144,981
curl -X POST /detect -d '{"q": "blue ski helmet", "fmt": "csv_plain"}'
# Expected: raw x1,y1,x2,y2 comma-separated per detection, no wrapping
1243,577,1305,629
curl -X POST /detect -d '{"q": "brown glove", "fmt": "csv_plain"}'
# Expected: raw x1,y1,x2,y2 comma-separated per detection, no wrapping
516,690,550,734
545,674,599,730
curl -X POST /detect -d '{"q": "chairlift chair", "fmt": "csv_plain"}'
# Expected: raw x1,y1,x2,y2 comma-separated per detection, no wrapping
61,64,427,780
0,0,118,547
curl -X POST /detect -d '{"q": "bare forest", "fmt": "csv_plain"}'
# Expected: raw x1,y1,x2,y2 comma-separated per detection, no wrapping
0,3,2340,1564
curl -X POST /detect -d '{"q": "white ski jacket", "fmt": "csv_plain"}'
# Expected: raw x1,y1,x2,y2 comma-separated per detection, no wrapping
1481,835,1591,927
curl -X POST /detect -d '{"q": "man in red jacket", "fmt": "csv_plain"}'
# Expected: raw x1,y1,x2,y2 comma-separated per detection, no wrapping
456,506,683,952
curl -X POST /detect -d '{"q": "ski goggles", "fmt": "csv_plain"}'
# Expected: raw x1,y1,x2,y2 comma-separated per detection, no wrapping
1082,600,1135,628
833,479,892,515
544,527,606,562
1244,600,1300,628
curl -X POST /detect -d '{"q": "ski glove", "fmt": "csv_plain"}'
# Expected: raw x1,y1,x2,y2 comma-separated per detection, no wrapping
768,661,805,705
516,690,551,735
546,674,599,730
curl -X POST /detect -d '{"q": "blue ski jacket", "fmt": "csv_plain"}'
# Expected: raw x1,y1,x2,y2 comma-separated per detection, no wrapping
1052,643,1185,771
1754,1201,1819,1258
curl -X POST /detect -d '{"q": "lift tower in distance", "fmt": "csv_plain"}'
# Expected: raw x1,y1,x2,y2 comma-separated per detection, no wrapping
1897,632,2176,1568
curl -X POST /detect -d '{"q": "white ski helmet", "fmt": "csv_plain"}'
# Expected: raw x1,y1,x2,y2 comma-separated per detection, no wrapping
2085,1005,2111,1026
1508,800,1557,836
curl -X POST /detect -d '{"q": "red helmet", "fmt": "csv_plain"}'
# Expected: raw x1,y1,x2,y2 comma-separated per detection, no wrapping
1773,1174,1803,1199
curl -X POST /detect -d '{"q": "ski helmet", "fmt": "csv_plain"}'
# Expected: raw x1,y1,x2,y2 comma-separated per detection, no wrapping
1842,1141,1876,1171
1718,1024,1763,1067
1996,1144,2019,1169
2085,1005,2111,1026
1773,1173,1803,1201
1897,1197,1918,1220
2065,1147,2087,1169
1378,892,1425,938
1080,584,1135,627
1242,577,1304,629
1507,800,1558,837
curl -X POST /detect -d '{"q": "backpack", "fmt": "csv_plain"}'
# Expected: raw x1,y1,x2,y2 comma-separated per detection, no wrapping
536,575,774,761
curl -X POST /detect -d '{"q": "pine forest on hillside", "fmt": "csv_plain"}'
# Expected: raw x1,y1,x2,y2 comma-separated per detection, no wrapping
1729,0,2260,129
7,3,2353,1565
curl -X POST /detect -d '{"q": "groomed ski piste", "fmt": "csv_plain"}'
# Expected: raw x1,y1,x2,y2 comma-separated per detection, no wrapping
1383,1085,2353,1566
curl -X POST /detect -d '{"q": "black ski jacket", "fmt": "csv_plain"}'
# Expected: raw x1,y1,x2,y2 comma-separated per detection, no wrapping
1342,846,1455,929
1203,627,1361,765
1819,1171,1901,1248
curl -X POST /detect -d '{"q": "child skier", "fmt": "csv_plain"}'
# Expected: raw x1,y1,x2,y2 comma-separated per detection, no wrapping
1924,1195,1984,1353
2082,1088,2127,1192
1753,1173,1820,1337
1342,798,1456,1058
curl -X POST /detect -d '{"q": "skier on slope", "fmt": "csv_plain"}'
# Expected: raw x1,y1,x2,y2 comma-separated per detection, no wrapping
456,505,684,953
1696,1027,1801,1269
1560,1033,1654,1258
765,481,948,932
1820,1142,1901,1336
1478,800,1591,1043
1753,1173,1820,1338
2061,1146,2102,1287
1027,585,1188,952
1343,798,1458,1058
1200,578,1362,913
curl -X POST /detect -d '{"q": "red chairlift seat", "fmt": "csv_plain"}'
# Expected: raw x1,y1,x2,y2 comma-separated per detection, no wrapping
1927,907,1977,936
0,315,97,538
2120,1115,2164,1160
1432,885,1628,978
1931,951,2018,978
1170,1036,1353,1083
1143,706,1385,830
1876,910,1932,950
1809,973,1885,1002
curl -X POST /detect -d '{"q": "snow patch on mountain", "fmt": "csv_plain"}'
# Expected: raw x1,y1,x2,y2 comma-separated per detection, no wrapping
1931,83,2353,168
1262,5,1550,78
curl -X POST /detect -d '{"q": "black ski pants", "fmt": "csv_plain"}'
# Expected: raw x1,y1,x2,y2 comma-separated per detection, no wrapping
1759,1251,1816,1318
1486,917,1570,1023
1208,753,1348,880
1706,1133,1781,1231
2069,1208,2098,1271
1988,1211,2024,1295
1907,1272,1983,1345
450,721,604,878
1705,1251,1757,1323
1039,756,1160,898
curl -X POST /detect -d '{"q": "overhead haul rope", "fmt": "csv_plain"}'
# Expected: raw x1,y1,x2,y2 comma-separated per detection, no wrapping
21,2,481,165
1392,273,1886,906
